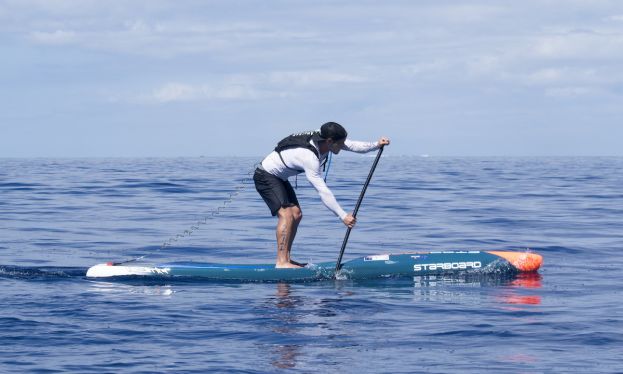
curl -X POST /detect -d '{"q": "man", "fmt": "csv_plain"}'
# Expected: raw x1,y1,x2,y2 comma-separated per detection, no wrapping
254,122,390,268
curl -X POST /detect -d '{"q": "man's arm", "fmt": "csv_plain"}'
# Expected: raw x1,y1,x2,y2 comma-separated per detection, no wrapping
304,161,348,220
342,137,390,153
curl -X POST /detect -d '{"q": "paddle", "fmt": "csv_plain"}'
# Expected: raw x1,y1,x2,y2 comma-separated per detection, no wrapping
335,145,385,274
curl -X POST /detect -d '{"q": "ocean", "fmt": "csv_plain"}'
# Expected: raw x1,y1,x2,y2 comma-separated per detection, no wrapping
1,156,622,373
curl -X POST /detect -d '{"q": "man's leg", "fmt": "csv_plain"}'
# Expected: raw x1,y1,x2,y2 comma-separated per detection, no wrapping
275,206,303,268
287,206,303,266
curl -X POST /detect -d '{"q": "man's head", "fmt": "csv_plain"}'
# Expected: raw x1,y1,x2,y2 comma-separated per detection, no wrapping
320,122,347,141
320,122,347,154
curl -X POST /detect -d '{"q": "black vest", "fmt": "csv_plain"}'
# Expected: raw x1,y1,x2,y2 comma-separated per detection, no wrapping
274,131,321,158
274,131,325,173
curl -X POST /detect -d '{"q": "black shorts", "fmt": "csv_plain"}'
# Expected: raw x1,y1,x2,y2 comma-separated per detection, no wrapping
253,168,299,216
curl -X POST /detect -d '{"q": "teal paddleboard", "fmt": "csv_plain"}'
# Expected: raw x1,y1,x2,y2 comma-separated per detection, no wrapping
86,251,542,282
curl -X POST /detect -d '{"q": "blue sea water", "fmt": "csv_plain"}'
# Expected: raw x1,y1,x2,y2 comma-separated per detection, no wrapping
1,156,622,373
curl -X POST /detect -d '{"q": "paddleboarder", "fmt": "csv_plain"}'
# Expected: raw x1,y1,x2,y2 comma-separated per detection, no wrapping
254,122,390,268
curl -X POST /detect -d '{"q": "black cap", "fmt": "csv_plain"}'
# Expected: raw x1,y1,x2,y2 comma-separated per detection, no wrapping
320,122,348,141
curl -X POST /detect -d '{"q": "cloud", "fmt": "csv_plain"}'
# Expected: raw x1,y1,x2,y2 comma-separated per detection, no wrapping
151,83,198,102
29,30,78,45
24,20,228,56
527,68,565,84
136,69,366,103
545,86,602,98
402,60,453,76
530,30,623,60
22,20,321,58
146,82,272,103
426,4,506,23
268,71,367,86
455,23,623,98
466,55,503,76
525,67,609,86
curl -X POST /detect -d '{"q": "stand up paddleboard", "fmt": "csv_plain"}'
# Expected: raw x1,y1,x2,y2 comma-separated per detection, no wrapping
86,250,542,282
88,149,543,282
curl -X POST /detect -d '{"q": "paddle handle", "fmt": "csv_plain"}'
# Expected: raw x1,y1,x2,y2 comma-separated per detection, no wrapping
335,145,385,272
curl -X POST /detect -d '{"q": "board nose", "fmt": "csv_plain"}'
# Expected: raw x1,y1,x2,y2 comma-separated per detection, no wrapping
489,251,543,272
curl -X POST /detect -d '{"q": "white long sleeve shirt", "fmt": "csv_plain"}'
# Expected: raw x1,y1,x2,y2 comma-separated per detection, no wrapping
260,138,380,220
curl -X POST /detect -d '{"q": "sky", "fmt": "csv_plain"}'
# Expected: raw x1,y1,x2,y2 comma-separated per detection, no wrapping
1,0,622,157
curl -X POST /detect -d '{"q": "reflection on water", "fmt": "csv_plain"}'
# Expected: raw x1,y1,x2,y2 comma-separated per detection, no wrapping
260,273,544,369
88,280,175,296
86,273,543,370
412,273,542,306
499,273,542,305
509,273,542,289
269,283,302,369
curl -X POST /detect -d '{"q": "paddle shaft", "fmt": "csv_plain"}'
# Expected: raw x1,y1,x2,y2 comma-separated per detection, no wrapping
335,145,385,273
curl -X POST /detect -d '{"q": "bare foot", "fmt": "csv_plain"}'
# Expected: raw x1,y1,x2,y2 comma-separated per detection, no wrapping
276,262,303,269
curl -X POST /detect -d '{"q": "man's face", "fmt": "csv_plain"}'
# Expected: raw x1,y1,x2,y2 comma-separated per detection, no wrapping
329,139,345,154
